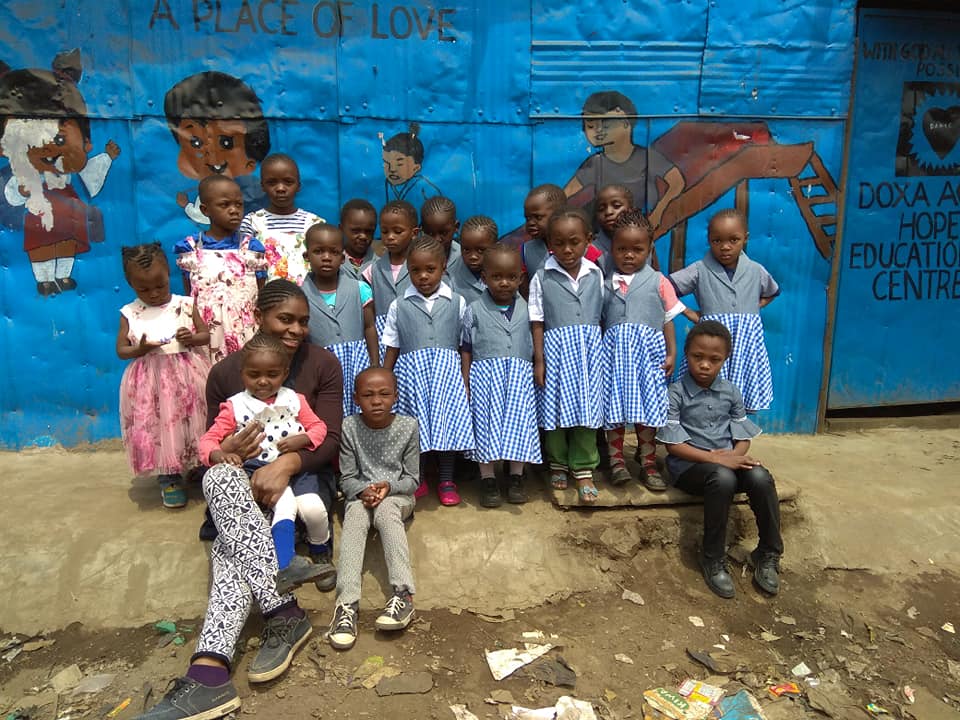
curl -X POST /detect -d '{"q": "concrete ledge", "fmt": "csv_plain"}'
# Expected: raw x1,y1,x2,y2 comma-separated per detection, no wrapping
547,454,799,508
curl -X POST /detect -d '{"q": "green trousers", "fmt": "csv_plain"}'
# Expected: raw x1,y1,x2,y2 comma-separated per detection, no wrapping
543,426,600,472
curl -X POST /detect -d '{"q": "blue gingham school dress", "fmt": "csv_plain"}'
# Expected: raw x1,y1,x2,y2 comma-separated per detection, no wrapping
670,252,777,412
391,289,474,452
534,264,605,431
303,272,372,417
367,255,409,364
602,268,671,429
700,312,772,412
464,295,542,464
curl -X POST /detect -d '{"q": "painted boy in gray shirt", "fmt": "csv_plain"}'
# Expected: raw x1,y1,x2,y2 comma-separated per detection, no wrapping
328,368,420,650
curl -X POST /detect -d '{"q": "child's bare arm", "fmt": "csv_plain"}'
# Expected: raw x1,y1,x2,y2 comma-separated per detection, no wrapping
276,432,311,454
383,346,399,371
181,270,192,296
362,302,381,367
175,304,211,347
209,449,243,466
759,295,776,308
682,307,700,324
531,321,545,388
116,315,165,360
460,347,471,398
662,320,677,375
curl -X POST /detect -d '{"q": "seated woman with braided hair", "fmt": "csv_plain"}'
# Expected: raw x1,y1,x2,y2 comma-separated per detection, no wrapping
135,279,343,720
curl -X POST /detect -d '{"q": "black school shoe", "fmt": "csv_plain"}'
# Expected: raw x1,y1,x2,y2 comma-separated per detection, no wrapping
506,474,528,504
198,509,218,541
480,477,502,508
750,549,781,595
310,547,337,592
700,555,735,599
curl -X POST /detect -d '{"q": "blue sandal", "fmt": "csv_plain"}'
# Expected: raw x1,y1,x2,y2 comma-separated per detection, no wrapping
576,480,599,505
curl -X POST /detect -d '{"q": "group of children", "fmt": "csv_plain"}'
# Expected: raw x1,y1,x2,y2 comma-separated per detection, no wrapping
115,152,785,650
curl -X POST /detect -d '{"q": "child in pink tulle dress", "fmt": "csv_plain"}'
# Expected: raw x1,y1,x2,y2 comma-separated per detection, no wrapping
175,177,267,362
117,243,212,508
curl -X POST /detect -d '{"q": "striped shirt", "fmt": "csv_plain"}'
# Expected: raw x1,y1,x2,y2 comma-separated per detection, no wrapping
239,208,324,237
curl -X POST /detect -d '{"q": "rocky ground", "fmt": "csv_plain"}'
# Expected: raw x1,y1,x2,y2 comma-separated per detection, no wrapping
1,426,959,719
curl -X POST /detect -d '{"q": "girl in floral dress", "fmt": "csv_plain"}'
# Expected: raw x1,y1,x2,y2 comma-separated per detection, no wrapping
175,176,267,362
239,154,325,285
117,243,211,508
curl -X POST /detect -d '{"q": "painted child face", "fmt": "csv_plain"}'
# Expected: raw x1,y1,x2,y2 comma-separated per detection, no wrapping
26,119,92,176
200,181,244,234
685,334,730,388
582,108,631,149
524,194,558,240
254,296,310,353
379,210,417,259
241,350,290,401
459,228,495,273
341,208,377,258
547,216,591,274
708,215,748,269
611,226,652,275
422,211,459,252
383,150,419,186
127,260,172,307
596,187,631,236
354,370,398,429
482,251,522,305
261,158,300,213
175,118,256,180
304,229,345,281
407,248,445,296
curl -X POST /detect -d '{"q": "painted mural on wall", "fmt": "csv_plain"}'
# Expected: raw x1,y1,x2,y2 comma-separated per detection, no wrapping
0,49,120,296
380,123,442,204
548,90,839,272
163,71,270,224
0,0,857,447
830,9,960,409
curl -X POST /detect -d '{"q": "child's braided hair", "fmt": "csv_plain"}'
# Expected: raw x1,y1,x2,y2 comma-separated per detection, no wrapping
421,195,456,220
612,208,653,239
461,215,499,242
241,332,289,367
121,242,168,278
381,199,418,226
407,233,446,261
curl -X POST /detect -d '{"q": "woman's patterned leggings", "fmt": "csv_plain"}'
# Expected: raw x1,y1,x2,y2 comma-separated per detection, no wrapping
193,464,295,667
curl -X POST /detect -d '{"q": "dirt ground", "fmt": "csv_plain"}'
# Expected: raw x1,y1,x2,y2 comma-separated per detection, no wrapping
1,427,959,720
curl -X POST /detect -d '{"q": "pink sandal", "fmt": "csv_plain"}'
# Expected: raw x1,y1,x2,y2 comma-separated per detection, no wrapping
437,481,461,506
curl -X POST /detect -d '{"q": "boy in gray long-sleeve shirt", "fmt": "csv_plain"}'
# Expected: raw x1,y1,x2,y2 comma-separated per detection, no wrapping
328,368,420,651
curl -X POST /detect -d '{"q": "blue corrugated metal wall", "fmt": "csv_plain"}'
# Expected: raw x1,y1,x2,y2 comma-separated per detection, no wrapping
829,8,960,409
0,0,855,447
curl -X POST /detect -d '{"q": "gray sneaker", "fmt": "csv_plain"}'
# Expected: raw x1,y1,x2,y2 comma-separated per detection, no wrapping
132,677,240,720
275,555,335,596
375,589,414,631
247,612,312,683
328,601,359,650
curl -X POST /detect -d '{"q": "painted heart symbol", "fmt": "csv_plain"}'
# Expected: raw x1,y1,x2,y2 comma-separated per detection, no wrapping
922,106,960,159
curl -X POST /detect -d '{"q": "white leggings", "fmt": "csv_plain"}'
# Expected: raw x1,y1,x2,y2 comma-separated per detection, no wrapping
272,488,330,545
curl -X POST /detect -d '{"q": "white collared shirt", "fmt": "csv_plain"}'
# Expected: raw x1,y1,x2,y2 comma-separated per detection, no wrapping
381,281,467,347
528,256,602,322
